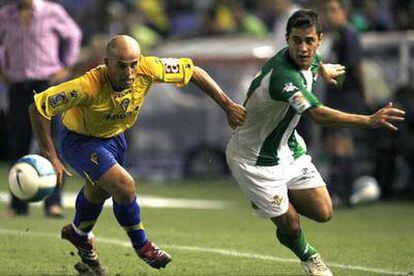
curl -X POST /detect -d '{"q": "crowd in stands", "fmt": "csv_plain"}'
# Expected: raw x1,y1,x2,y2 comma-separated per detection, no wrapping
5,0,407,51
0,0,411,50
0,0,411,54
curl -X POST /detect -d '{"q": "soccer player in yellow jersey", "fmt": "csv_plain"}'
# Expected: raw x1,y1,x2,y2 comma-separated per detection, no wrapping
29,35,246,275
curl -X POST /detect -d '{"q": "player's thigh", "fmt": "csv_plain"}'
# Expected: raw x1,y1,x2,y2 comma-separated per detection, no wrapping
289,186,333,222
61,129,127,180
96,164,136,203
287,155,332,222
226,155,290,218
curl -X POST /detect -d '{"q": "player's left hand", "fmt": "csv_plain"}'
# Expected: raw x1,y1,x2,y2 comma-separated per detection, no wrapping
369,102,405,131
320,63,346,86
49,155,72,188
226,103,246,129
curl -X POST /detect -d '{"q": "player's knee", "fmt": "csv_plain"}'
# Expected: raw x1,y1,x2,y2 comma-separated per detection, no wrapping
84,186,110,204
313,206,333,222
113,176,136,204
272,212,301,237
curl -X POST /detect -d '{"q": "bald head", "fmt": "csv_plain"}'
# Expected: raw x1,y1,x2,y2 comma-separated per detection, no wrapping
106,35,141,60
105,35,141,91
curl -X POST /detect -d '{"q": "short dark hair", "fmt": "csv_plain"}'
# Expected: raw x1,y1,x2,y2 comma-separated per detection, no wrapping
286,9,321,37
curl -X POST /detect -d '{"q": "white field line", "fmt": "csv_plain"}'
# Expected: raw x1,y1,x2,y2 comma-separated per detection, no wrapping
0,191,229,210
0,228,408,276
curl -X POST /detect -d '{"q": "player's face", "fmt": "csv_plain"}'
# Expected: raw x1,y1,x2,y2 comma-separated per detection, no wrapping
106,56,139,91
286,26,322,70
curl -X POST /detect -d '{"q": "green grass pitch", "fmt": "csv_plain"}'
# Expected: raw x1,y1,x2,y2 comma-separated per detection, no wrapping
0,164,413,275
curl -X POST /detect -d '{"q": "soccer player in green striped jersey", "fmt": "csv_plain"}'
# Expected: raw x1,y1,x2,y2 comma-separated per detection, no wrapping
226,9,405,276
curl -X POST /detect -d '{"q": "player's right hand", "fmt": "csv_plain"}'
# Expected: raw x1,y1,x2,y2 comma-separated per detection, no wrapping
226,102,247,129
369,102,405,131
49,156,72,188
319,63,346,86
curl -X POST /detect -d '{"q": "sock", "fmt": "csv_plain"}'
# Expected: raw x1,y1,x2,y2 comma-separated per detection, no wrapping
113,196,148,249
276,230,318,261
73,187,104,234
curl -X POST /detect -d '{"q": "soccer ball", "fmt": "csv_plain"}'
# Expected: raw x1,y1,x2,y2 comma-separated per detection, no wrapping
8,154,57,202
350,175,381,205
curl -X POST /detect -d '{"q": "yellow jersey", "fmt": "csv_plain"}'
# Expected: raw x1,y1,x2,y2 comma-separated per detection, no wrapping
34,56,194,138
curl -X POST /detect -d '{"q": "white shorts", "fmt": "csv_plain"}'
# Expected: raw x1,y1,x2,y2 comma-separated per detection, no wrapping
226,154,326,218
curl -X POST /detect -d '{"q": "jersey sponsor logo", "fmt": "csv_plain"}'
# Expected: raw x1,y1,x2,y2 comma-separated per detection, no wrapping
288,91,311,113
104,111,134,121
282,82,299,94
49,92,68,108
120,98,130,112
160,58,180,74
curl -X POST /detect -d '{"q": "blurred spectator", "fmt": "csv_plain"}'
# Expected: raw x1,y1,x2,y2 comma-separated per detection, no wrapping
233,3,269,37
201,0,268,37
136,0,170,37
107,1,129,36
323,0,369,205
166,0,200,38
272,0,301,51
56,0,101,44
351,0,395,32
0,0,81,217
125,11,163,53
375,85,414,199
391,0,414,31
104,2,163,53
71,34,108,77
393,85,414,197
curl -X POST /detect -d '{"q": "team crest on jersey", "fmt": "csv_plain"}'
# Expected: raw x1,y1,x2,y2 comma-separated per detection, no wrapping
90,152,99,165
282,82,299,94
49,92,68,108
120,98,130,112
271,195,284,206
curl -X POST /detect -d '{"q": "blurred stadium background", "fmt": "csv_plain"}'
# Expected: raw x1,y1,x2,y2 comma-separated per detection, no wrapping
0,0,412,200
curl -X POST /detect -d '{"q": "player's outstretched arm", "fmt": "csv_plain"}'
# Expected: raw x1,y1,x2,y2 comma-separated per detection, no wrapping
306,102,405,131
190,66,246,128
319,62,346,86
28,103,72,187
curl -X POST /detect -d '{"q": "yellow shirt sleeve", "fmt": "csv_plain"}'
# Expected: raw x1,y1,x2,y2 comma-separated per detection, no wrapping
138,56,194,87
34,77,91,120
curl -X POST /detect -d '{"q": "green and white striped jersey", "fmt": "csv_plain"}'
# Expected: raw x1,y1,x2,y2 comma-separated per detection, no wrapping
228,48,322,166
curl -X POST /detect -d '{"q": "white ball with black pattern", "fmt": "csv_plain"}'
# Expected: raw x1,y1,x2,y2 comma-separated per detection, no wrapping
8,154,57,202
